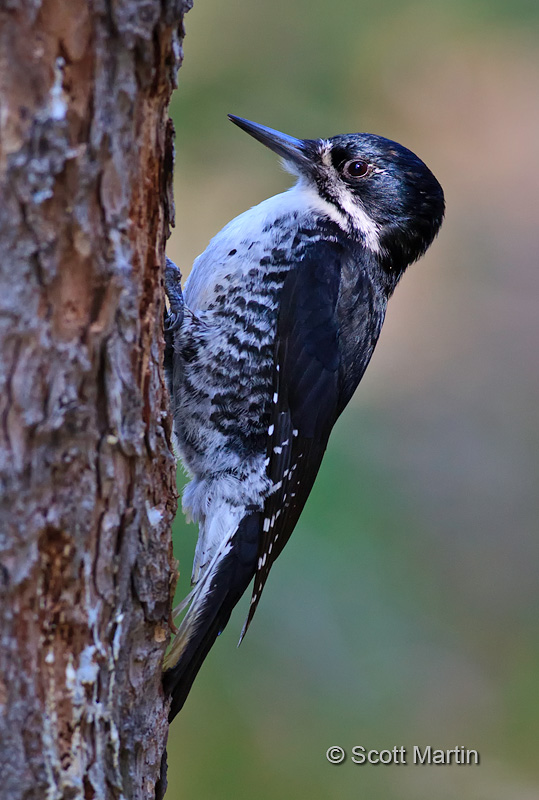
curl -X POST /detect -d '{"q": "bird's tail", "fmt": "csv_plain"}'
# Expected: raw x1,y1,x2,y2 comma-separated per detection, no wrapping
163,512,260,721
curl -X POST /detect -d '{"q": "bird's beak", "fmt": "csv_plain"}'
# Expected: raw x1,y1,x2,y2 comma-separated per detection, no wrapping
228,115,311,170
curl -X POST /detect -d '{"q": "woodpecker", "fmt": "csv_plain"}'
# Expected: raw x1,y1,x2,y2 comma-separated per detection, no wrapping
163,115,444,720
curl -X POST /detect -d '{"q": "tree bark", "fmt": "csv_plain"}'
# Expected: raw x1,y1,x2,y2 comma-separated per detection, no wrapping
0,1,191,798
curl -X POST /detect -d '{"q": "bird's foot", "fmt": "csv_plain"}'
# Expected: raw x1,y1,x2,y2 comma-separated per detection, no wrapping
164,257,184,332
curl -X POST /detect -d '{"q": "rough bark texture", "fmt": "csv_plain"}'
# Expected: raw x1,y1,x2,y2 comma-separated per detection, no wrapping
0,1,191,798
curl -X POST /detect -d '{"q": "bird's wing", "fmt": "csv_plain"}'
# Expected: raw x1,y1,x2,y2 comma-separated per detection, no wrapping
240,239,381,639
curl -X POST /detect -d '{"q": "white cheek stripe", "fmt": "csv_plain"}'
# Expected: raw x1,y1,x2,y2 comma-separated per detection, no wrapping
334,186,381,253
298,173,381,254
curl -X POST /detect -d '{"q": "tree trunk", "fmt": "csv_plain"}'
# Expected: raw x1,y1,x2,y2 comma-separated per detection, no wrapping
0,1,191,798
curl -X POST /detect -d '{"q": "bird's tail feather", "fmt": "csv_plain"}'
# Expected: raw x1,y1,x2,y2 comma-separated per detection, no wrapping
163,512,260,721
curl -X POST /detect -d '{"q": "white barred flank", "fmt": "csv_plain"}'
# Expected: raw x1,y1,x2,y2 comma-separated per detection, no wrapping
172,183,347,584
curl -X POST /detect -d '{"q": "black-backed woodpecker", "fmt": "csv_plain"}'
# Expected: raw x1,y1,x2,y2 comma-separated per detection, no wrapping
163,116,444,720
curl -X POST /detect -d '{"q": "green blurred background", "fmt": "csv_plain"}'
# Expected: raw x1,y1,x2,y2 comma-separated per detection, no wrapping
165,1,539,797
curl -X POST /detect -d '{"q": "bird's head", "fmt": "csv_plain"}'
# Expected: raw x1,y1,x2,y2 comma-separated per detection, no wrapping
229,115,444,272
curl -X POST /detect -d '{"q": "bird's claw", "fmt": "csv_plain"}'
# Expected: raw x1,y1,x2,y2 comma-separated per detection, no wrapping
164,311,183,332
164,257,184,332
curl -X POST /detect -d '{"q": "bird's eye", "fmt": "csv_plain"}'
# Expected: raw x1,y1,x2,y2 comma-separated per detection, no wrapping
343,159,370,178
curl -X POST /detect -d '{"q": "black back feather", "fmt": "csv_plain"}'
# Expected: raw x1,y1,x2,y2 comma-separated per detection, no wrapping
241,240,386,637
